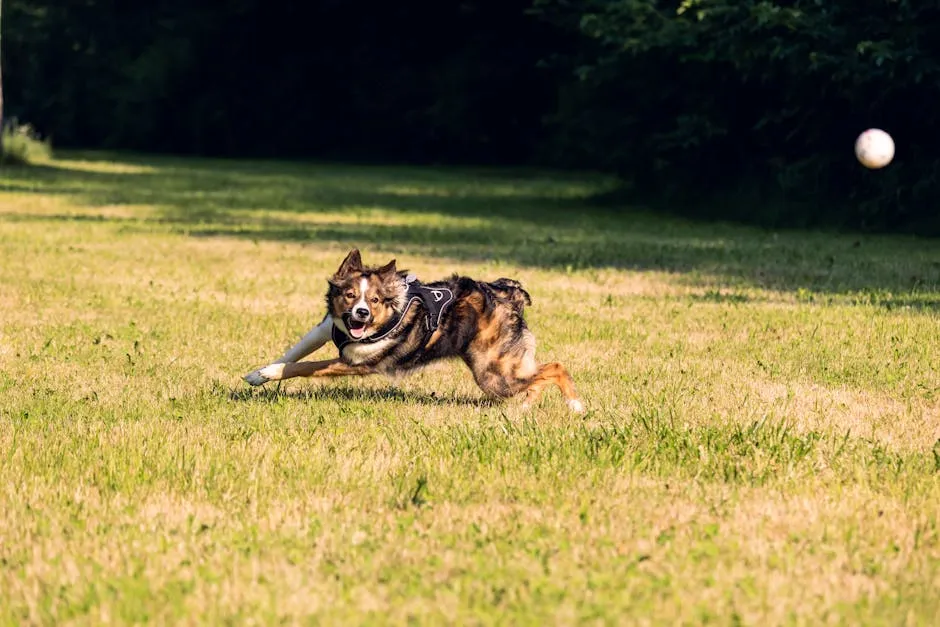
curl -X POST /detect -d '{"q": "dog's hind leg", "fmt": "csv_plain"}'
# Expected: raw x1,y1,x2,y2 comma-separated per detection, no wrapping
521,362,584,413
464,325,584,413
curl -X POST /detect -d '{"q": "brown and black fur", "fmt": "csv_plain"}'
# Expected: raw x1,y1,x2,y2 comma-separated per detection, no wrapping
248,249,583,411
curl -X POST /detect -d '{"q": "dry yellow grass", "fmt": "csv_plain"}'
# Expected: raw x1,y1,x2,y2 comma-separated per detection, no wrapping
0,152,938,625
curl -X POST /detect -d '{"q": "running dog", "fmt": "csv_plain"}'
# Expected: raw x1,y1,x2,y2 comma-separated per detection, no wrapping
243,249,584,412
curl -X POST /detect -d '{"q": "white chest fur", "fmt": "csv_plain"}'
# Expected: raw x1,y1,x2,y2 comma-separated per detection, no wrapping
341,336,396,365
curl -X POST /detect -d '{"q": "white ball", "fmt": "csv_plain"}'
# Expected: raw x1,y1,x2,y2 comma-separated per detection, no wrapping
855,129,895,169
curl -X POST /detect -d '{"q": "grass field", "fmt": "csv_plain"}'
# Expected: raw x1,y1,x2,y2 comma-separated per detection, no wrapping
1,152,938,625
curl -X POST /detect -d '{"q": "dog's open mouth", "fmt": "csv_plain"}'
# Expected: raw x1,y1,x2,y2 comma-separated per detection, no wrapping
346,318,367,339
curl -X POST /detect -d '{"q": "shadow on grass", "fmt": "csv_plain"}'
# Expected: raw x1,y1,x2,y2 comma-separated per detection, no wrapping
2,152,939,305
229,383,501,408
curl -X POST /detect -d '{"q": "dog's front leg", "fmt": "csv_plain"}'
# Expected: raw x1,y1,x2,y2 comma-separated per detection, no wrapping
276,314,334,363
244,315,333,385
247,358,376,384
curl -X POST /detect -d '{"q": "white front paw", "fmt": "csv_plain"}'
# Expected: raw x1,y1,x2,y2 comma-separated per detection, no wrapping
244,363,285,386
567,399,586,414
243,369,270,386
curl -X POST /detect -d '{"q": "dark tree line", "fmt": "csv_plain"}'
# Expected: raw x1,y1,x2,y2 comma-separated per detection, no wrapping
4,0,940,233
3,0,560,164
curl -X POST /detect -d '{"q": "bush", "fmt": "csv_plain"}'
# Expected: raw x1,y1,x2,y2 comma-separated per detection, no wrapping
533,0,940,235
1,119,52,165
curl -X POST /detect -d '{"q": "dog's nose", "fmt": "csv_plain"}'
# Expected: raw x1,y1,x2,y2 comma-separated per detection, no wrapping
354,307,370,319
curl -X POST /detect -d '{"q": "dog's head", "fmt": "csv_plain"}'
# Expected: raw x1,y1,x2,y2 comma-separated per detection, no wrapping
326,249,408,340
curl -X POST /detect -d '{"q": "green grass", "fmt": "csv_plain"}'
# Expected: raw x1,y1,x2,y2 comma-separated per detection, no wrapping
1,120,53,166
0,152,938,625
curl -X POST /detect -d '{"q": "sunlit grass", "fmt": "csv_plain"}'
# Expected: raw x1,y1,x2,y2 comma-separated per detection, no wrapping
0,120,52,166
0,152,938,625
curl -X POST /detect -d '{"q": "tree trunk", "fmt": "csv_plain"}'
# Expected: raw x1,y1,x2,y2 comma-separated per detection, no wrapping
0,60,5,159
0,0,4,159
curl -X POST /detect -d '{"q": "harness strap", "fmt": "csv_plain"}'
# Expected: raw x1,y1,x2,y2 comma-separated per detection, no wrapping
332,278,455,351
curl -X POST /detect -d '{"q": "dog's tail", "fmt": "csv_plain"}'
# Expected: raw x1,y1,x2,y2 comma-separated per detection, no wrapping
488,278,532,314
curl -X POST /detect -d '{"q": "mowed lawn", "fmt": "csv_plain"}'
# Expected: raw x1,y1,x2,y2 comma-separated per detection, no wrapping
0,152,938,625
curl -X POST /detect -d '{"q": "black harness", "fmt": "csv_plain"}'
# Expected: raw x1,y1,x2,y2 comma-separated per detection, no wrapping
331,276,455,352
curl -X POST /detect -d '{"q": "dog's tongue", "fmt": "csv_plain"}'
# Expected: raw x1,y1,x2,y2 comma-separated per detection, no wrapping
349,326,365,339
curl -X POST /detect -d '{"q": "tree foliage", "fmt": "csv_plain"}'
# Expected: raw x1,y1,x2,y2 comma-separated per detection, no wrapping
4,0,559,163
4,0,940,231
534,0,940,230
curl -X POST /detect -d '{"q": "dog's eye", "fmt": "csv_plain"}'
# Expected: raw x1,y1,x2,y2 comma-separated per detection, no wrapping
344,291,355,299
370,296,379,304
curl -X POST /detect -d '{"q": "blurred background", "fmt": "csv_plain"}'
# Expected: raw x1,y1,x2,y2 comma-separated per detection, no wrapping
3,0,939,233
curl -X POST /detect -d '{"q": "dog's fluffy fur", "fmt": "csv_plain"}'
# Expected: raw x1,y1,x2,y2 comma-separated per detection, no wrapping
244,249,584,412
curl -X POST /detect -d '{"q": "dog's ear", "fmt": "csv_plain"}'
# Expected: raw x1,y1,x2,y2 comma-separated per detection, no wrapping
335,249,363,277
376,259,397,275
